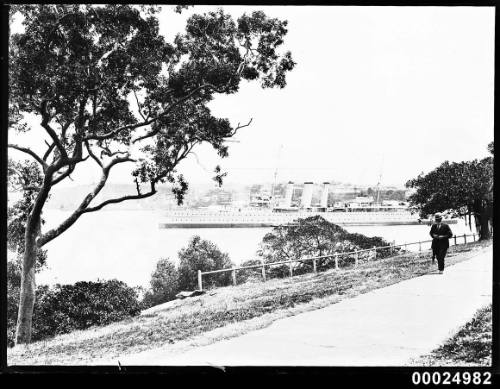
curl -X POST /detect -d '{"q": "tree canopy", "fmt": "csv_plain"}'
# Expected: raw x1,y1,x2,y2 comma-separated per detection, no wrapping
9,4,295,247
177,235,234,290
406,144,493,239
258,216,392,274
142,258,179,307
8,4,295,344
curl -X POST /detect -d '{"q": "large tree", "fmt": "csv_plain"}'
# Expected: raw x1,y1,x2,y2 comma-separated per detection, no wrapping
8,4,294,344
406,143,493,240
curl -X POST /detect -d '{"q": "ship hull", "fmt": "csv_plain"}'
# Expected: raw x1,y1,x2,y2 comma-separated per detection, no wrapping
158,220,450,228
158,210,459,229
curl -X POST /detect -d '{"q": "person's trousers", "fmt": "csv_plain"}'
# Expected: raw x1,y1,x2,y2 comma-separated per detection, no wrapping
436,247,448,271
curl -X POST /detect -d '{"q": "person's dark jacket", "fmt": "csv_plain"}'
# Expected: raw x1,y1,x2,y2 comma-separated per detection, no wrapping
430,223,453,250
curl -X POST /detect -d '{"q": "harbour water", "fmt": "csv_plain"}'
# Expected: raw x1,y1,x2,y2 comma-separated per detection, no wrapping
36,209,474,288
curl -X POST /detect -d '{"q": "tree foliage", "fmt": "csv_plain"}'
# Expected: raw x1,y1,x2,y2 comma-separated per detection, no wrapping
177,235,234,290
257,216,393,276
8,4,294,343
142,258,179,307
9,4,295,246
7,159,48,268
8,280,141,347
406,146,493,239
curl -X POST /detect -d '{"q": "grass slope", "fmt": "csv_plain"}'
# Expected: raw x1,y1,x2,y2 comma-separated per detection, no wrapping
8,240,491,365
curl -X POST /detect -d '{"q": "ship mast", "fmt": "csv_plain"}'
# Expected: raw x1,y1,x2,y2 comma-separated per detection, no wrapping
271,144,283,208
375,156,384,205
375,174,382,204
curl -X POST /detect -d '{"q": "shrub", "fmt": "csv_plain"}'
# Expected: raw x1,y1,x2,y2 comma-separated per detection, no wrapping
258,216,393,275
33,280,141,340
142,258,179,308
8,279,142,346
343,232,394,258
237,259,263,283
177,235,234,290
7,260,21,348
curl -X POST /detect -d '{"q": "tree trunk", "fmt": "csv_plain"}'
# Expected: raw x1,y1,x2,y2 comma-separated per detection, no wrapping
15,234,37,344
474,214,480,235
480,215,491,240
14,172,53,344
474,204,492,241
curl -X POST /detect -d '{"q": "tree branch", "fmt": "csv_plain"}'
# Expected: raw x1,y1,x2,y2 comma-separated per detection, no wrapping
84,140,103,167
43,141,56,162
133,89,147,121
37,154,136,247
8,144,48,171
83,181,157,213
39,100,68,160
51,164,75,186
230,118,253,136
84,82,223,143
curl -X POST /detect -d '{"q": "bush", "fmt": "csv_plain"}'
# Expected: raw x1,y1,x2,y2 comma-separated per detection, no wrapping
7,260,21,348
8,279,142,346
343,232,394,258
258,216,393,276
177,236,234,290
142,258,179,308
237,259,263,283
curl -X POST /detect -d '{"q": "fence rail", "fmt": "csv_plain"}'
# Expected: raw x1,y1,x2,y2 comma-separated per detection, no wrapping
197,233,477,290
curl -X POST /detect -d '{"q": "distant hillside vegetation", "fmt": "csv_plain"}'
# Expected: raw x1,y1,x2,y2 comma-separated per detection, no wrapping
45,184,179,211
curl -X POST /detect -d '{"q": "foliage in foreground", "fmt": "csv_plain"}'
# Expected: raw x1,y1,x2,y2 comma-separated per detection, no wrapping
142,258,180,308
142,236,234,308
8,279,141,347
178,235,234,290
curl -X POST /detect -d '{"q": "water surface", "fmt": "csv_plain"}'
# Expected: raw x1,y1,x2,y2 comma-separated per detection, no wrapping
37,209,473,288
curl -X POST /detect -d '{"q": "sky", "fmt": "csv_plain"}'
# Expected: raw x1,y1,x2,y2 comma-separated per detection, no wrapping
9,6,495,190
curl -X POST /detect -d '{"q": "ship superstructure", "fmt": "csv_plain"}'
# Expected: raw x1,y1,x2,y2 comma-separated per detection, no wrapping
159,181,458,229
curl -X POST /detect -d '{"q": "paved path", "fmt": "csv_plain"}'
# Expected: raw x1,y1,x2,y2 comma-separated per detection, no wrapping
121,247,492,366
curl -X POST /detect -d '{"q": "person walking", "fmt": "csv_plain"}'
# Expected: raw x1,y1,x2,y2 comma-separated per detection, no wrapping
429,213,453,274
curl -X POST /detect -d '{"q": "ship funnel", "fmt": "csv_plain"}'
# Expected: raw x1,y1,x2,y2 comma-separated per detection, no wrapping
320,182,330,208
301,182,314,208
283,181,294,208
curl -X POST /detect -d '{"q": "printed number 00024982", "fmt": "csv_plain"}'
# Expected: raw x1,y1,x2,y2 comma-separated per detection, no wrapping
411,372,492,385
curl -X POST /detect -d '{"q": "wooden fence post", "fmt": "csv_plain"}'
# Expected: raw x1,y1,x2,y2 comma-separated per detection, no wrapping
289,261,293,277
197,270,203,291
464,233,467,244
335,253,339,269
372,246,377,260
454,235,457,246
473,233,476,242
418,241,422,252
261,263,267,282
231,269,237,286
354,251,358,267
313,258,317,274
